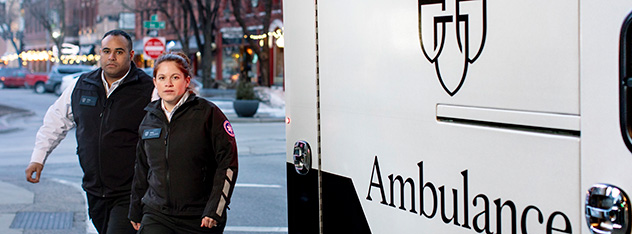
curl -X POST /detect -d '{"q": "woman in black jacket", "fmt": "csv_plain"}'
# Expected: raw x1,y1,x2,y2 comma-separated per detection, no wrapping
129,52,238,233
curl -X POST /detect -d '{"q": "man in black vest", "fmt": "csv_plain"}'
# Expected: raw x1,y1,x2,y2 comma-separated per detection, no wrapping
25,30,154,234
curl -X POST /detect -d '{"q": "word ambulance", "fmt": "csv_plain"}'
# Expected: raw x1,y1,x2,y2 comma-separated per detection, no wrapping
367,156,572,234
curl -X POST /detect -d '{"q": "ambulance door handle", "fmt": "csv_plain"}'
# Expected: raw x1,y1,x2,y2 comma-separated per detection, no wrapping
293,140,312,175
621,11,632,152
585,184,631,234
625,77,632,87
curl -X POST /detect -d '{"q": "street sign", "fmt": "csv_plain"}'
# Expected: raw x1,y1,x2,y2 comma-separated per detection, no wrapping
144,14,165,29
143,21,165,29
143,37,165,60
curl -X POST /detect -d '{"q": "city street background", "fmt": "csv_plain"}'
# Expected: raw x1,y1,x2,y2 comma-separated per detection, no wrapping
0,88,288,234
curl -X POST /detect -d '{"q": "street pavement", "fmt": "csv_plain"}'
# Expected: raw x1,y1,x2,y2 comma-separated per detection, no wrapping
0,89,286,234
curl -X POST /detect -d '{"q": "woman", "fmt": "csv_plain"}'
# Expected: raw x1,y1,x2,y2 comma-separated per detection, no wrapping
129,52,238,233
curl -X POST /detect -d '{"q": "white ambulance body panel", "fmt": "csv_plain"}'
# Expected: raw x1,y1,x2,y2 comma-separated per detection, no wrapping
284,0,319,157
285,0,632,233
581,0,632,233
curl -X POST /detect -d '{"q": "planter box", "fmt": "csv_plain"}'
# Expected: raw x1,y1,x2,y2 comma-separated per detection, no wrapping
233,100,260,117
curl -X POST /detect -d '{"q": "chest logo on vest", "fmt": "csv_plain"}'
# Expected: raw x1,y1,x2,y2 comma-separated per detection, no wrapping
224,120,235,137
80,96,98,106
142,128,162,139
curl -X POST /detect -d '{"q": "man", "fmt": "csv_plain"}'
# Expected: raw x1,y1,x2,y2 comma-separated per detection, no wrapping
25,30,154,234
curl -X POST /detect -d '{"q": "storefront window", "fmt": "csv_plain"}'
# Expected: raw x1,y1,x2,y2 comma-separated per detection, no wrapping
274,47,284,86
222,46,240,83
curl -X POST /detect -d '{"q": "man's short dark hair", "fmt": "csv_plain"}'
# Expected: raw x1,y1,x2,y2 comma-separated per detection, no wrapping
102,30,133,51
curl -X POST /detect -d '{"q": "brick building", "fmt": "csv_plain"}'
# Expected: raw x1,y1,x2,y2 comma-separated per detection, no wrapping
17,0,283,86
21,0,136,72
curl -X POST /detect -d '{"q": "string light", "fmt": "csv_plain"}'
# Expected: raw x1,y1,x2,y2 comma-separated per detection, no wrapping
245,28,284,48
247,28,283,40
3,28,285,66
1,50,100,65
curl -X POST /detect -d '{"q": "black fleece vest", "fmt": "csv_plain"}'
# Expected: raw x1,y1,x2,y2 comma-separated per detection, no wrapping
71,65,153,197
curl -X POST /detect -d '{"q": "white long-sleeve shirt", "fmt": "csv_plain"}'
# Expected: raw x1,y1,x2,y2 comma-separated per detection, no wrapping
161,92,190,122
30,69,157,164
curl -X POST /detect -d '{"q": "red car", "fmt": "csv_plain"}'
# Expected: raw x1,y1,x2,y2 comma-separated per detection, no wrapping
0,67,30,89
25,73,49,93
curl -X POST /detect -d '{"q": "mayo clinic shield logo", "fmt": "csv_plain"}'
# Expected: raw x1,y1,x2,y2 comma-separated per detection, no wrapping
419,0,487,96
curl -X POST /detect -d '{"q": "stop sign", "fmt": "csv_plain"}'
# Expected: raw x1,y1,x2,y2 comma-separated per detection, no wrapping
143,37,165,60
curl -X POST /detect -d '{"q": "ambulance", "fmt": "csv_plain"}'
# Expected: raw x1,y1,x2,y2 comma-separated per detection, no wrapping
284,1,632,233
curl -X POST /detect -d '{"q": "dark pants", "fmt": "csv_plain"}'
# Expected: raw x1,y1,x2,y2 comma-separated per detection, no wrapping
138,206,225,234
86,193,137,234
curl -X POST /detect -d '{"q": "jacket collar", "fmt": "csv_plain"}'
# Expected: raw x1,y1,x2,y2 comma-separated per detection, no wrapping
145,92,200,122
84,62,140,86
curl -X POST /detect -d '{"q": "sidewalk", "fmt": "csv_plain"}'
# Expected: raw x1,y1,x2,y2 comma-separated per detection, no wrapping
0,176,88,234
0,180,32,234
209,98,285,123
0,104,88,234
0,104,34,134
202,87,286,123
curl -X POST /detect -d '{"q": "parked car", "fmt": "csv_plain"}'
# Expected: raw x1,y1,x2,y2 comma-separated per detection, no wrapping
59,72,87,95
25,73,49,93
0,67,31,89
43,65,95,95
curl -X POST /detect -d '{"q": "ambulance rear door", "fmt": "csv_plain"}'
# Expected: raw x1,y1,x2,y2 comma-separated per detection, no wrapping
581,1,632,234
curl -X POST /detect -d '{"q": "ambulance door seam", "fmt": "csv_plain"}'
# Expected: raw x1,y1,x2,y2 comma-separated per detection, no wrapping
437,117,580,136
314,0,323,233
436,104,580,136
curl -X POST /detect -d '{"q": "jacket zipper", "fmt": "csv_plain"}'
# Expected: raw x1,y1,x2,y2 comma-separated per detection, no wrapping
97,99,108,197
90,74,133,198
151,99,191,212
164,125,172,210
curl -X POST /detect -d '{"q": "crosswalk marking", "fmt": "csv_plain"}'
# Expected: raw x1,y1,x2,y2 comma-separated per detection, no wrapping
225,226,288,232
236,183,282,188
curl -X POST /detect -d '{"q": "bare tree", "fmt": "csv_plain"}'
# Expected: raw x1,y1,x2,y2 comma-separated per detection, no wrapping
230,0,272,87
130,0,193,55
0,0,24,66
195,0,221,88
23,0,66,62
128,0,221,88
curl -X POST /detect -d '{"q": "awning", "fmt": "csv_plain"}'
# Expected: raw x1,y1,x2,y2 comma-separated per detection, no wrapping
220,25,264,39
168,36,203,51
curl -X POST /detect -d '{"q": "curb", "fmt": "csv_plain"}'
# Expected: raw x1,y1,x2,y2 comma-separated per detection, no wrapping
0,111,35,134
227,115,285,123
